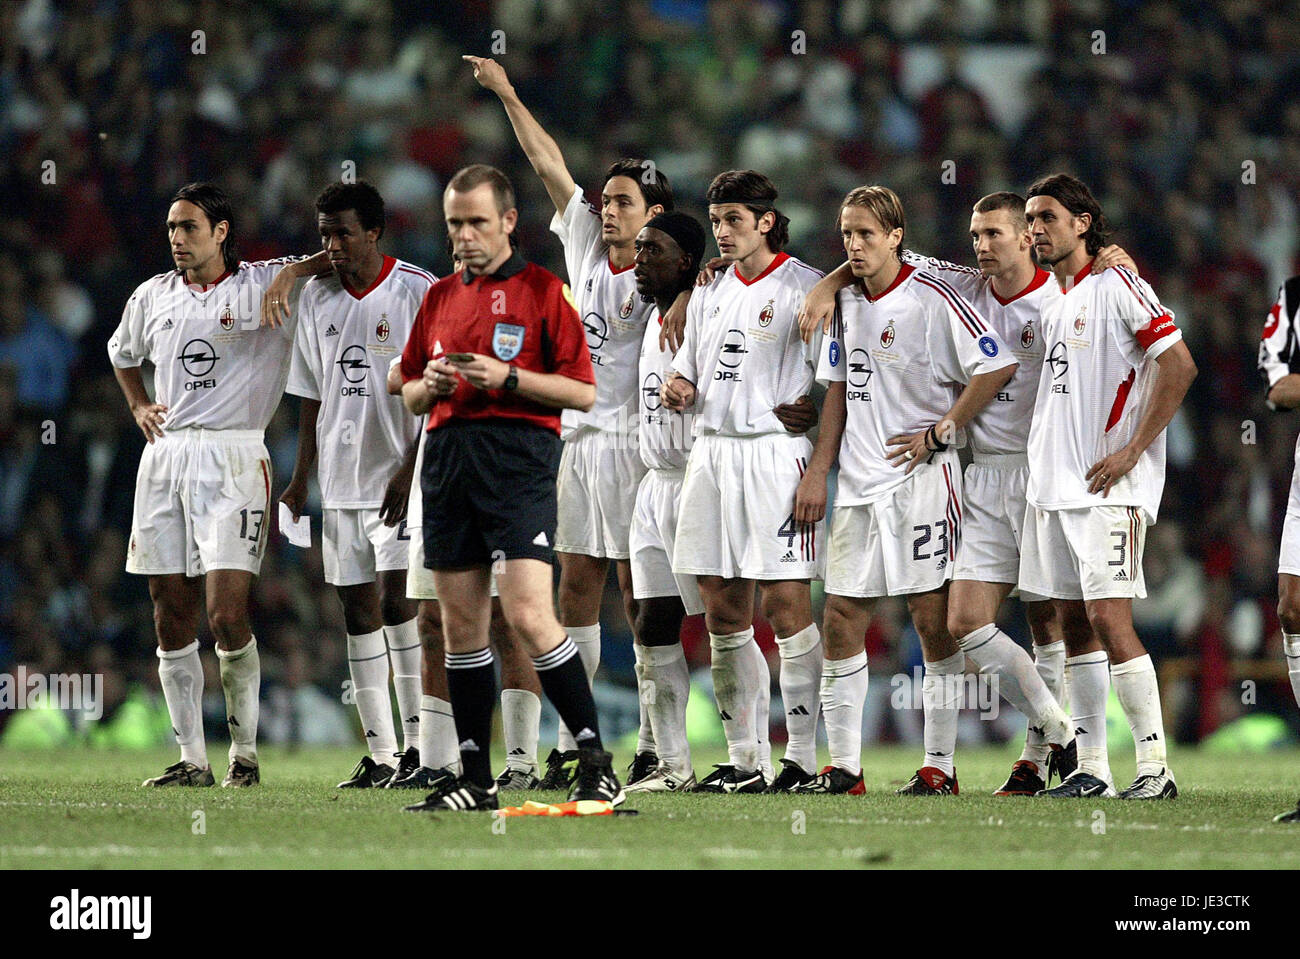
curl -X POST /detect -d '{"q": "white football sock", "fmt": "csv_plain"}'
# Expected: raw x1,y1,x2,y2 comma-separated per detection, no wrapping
820,651,868,775
710,627,762,771
1110,653,1168,777
921,650,964,777
419,694,459,773
632,645,656,756
157,641,207,769
751,637,773,780
501,688,540,772
641,643,692,774
216,637,260,764
1023,640,1067,766
557,623,600,752
959,624,1071,751
1065,650,1111,780
384,619,422,753
1284,634,1300,708
775,623,822,773
347,628,398,764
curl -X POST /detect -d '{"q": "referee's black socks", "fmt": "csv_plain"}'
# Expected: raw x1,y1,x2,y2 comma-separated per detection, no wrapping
533,638,604,752
444,647,497,787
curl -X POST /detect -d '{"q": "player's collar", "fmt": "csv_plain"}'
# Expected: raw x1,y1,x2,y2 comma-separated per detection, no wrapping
342,255,396,300
862,262,913,302
462,249,527,284
733,251,789,285
1058,259,1095,292
184,268,232,292
991,267,1050,306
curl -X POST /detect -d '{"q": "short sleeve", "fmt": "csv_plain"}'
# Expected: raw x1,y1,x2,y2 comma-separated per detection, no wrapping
670,285,705,384
107,282,150,368
929,285,1015,384
816,295,846,384
902,249,982,300
544,279,596,384
285,292,321,401
549,185,604,284
1110,266,1181,360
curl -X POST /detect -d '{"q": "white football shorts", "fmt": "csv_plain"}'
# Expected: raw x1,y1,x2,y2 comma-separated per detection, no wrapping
825,451,962,598
672,432,821,581
1019,505,1149,601
951,453,1047,602
126,428,271,578
322,508,410,587
555,427,647,560
630,467,704,615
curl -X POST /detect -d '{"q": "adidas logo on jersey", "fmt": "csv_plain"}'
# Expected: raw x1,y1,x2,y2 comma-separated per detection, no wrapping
788,705,810,716
325,324,339,336
781,550,796,563
1113,569,1129,581
161,318,174,331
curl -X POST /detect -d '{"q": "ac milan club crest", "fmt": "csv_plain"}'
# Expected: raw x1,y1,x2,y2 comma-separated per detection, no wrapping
1073,307,1087,336
619,290,635,319
376,315,390,341
1020,323,1034,348
758,299,774,328
880,320,896,349
220,307,234,331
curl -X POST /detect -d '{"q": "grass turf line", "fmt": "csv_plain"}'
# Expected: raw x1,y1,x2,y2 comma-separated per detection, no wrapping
1,745,1297,870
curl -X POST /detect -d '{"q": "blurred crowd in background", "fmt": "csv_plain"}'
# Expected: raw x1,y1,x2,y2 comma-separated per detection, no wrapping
2,0,1299,752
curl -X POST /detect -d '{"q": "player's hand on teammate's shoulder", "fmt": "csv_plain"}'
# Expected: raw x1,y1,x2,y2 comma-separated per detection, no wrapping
279,476,308,521
261,268,297,328
660,293,689,353
1085,445,1140,498
798,279,838,343
660,373,696,411
695,256,728,287
131,400,168,443
1092,244,1137,275
463,55,511,93
774,395,818,434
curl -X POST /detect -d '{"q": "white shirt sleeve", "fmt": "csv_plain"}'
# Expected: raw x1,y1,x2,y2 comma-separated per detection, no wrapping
549,185,604,282
1111,266,1182,360
671,285,705,385
815,295,847,385
285,290,321,401
930,288,1015,384
903,249,982,300
107,280,151,369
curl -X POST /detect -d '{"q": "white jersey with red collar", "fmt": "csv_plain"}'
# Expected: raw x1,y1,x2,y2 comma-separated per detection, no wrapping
287,256,435,509
672,252,824,438
1026,262,1182,519
638,309,693,470
901,251,1056,455
816,262,1016,505
551,185,652,439
108,257,306,432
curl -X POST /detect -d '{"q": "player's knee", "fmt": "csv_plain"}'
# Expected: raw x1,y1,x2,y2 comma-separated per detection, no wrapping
417,604,443,653
1278,591,1300,634
206,603,247,643
503,601,555,645
1084,605,1127,644
379,594,414,627
636,598,684,647
913,611,951,648
946,608,988,644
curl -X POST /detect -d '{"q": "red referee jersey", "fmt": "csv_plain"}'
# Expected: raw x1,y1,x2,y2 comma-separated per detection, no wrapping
400,251,595,434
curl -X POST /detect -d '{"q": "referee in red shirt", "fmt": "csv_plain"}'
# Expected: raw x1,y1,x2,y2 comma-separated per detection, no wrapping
400,164,624,810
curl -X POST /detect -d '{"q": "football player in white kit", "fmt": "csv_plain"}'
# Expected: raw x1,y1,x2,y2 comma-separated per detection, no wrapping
793,185,1019,794
1021,173,1196,799
280,181,434,789
466,54,683,788
799,193,1137,793
110,182,330,788
1256,274,1300,822
662,170,827,793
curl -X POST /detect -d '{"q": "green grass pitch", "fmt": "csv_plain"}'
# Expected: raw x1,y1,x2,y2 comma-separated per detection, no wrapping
2,745,1297,870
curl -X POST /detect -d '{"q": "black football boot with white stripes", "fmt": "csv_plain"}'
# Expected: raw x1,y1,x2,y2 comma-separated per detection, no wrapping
402,775,500,812
569,749,625,806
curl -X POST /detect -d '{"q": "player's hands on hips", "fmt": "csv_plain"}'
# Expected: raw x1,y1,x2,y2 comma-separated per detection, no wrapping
695,256,728,287
798,278,838,343
1092,245,1137,275
446,353,509,390
279,476,308,521
261,268,297,328
1086,445,1139,497
131,401,168,443
379,463,412,527
774,395,818,434
463,55,511,94
794,468,828,524
885,431,930,473
660,296,688,353
423,358,460,397
660,373,696,412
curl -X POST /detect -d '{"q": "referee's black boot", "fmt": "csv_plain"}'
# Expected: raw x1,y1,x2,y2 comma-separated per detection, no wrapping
569,748,625,807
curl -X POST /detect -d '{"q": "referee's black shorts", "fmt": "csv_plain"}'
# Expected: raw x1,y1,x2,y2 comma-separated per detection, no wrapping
420,419,562,570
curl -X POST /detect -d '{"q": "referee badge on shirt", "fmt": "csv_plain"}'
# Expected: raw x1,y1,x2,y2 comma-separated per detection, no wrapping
492,323,526,361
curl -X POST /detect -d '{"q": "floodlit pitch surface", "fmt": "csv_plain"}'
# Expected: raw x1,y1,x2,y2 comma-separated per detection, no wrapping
1,746,1296,869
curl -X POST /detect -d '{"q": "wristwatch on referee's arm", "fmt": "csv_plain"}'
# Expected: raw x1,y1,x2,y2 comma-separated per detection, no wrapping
503,364,519,391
